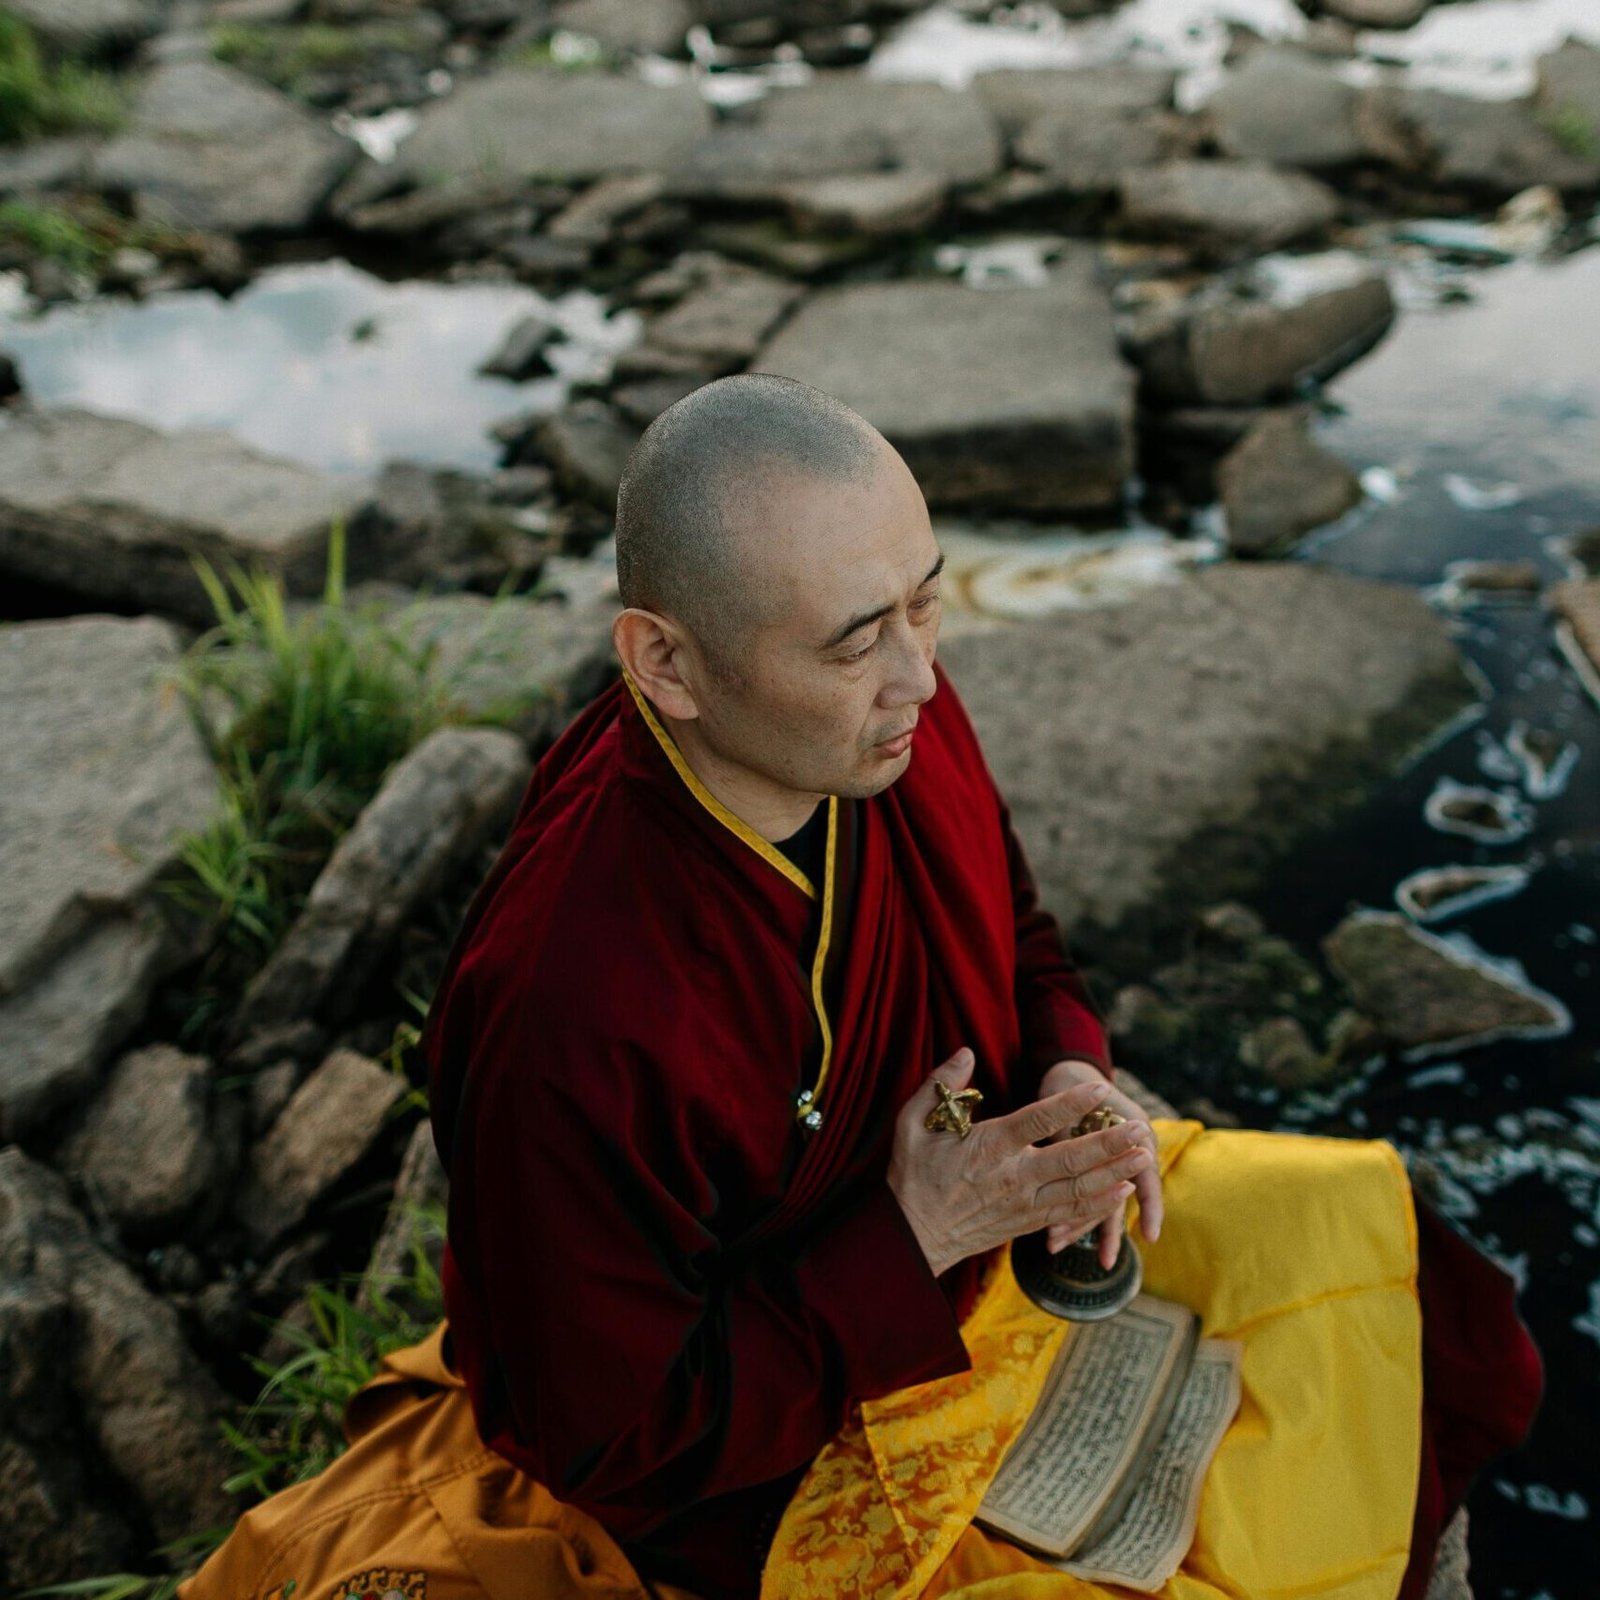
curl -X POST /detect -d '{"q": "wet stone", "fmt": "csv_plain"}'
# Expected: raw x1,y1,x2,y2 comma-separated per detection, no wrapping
1217,409,1362,555
234,1048,404,1248
1322,911,1569,1057
752,252,1136,514
1204,46,1364,170
1119,159,1342,257
90,60,356,233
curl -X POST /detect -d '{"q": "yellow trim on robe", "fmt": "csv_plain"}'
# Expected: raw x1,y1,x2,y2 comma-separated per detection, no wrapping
619,669,842,1117
621,667,817,900
762,1118,1424,1600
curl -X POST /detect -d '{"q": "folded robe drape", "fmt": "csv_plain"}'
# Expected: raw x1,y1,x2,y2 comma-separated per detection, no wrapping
419,657,1115,1596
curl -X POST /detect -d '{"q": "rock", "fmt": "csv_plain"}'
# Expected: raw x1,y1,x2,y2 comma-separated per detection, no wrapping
1550,576,1600,704
938,563,1477,948
478,311,559,379
247,1058,301,1134
0,407,367,621
1217,409,1362,554
1319,0,1428,24
370,461,544,591
1359,85,1600,195
90,60,356,233
529,399,642,512
1536,40,1600,171
4,0,164,54
545,173,667,248
1120,159,1342,256
234,1048,403,1247
0,617,218,1141
360,1118,447,1313
1322,911,1570,1056
711,73,1002,191
1015,107,1188,196
352,583,622,738
972,65,1176,142
693,217,878,278
612,372,707,426
776,170,948,236
642,256,804,374
237,728,530,1034
340,68,710,210
59,1045,223,1236
0,1150,236,1560
549,0,691,54
1129,273,1396,405
1236,1014,1329,1092
1204,46,1364,168
0,136,98,197
752,252,1137,514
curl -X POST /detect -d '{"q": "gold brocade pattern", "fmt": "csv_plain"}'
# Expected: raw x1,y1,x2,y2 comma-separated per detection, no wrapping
762,1118,1423,1600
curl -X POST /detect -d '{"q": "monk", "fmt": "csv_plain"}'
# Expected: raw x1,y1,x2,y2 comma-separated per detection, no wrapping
181,373,1543,1600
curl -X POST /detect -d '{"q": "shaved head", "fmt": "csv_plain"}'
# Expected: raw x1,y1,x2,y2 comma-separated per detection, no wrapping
614,373,884,686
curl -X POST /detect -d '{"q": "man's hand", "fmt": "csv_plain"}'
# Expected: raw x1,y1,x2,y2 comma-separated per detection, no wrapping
1037,1057,1163,1267
887,1048,1157,1279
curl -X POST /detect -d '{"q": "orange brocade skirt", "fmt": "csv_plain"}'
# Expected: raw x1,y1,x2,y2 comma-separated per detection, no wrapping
182,1119,1461,1600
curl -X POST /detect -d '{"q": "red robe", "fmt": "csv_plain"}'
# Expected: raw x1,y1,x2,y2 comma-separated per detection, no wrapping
421,658,1114,1597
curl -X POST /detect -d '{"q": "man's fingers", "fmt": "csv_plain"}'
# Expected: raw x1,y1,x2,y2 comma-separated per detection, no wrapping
1033,1147,1149,1211
991,1079,1114,1151
930,1046,975,1090
1095,1200,1126,1270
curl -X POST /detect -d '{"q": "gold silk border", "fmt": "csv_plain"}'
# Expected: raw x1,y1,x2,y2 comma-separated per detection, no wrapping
762,1117,1423,1600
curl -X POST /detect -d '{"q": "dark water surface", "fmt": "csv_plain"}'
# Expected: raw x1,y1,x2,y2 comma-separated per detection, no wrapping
1231,247,1600,1600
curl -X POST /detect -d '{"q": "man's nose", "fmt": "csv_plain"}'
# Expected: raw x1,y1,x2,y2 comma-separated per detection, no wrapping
880,616,938,706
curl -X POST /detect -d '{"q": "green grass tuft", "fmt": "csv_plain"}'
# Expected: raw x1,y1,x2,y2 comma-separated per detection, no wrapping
0,10,126,143
0,193,200,273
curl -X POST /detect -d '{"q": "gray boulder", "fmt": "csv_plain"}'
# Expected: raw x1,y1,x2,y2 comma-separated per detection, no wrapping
236,726,530,1033
776,170,948,236
1216,409,1363,554
531,399,643,512
1016,106,1188,196
5,0,164,54
59,1045,224,1236
972,65,1176,142
0,1150,236,1559
1535,39,1600,163
0,407,367,621
90,60,355,232
753,253,1137,513
1318,0,1428,24
939,563,1477,950
1204,46,1364,169
338,68,711,210
642,255,805,374
1120,159,1342,255
1322,911,1569,1056
1128,272,1396,405
234,1048,403,1249
684,72,998,196
548,0,691,54
0,616,218,1141
1359,85,1600,194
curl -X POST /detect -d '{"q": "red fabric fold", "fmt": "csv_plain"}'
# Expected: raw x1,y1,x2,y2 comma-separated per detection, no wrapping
1397,1190,1546,1600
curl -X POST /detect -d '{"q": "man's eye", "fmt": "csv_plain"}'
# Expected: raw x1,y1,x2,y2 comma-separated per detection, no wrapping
913,590,940,614
843,637,876,663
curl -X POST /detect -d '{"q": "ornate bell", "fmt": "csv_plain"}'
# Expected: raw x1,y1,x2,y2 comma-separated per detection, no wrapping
1011,1103,1144,1321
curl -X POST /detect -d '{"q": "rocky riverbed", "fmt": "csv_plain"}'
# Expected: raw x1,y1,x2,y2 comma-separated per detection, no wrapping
1,0,1597,1594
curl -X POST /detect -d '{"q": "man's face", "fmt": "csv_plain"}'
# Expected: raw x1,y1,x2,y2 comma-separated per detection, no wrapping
687,440,943,802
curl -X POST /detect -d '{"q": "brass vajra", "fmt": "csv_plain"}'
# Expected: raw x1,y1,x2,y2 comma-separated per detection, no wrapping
925,1080,984,1139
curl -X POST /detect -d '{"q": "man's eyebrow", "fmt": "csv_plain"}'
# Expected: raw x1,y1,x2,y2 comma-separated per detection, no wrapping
821,552,945,650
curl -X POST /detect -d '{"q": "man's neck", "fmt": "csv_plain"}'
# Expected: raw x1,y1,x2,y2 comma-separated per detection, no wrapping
656,711,825,843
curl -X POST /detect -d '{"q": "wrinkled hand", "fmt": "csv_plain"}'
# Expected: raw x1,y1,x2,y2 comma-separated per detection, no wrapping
887,1047,1156,1279
1037,1058,1164,1267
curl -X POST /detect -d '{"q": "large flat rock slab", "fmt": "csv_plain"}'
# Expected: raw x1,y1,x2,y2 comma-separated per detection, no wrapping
89,60,355,233
0,407,368,619
938,563,1477,952
0,616,218,1139
343,67,712,207
752,255,1136,513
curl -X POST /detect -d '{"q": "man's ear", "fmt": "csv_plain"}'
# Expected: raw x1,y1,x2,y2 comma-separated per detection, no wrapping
612,608,703,723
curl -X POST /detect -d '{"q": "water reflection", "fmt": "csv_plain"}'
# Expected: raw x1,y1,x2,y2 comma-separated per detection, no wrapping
0,260,641,476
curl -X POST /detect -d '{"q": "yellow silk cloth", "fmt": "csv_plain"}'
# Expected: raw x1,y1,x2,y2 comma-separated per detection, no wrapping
763,1118,1423,1600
